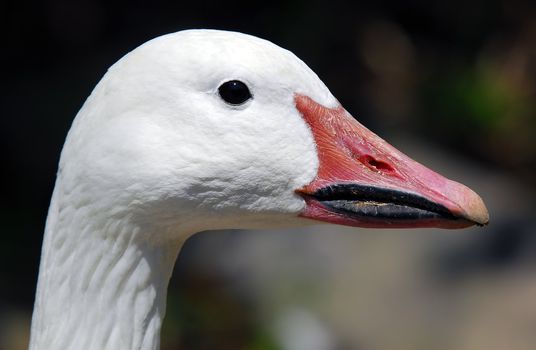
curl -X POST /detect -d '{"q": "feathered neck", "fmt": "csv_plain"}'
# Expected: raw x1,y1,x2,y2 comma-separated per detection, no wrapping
29,182,184,350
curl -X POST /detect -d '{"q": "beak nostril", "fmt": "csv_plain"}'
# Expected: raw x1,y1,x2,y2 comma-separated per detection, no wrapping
359,155,395,173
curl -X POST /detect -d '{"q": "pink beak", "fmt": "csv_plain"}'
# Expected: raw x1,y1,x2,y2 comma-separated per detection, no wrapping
295,94,489,229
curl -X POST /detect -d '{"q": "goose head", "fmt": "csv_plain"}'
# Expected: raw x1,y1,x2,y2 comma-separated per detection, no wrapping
60,29,488,240
31,29,490,350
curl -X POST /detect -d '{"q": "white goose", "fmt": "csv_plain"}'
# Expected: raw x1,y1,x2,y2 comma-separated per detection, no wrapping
29,29,489,350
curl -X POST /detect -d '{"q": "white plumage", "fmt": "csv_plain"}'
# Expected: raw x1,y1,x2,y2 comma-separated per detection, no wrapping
30,30,336,350
29,29,488,350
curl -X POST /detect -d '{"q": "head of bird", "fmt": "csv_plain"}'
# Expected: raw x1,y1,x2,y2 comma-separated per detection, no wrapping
57,30,488,241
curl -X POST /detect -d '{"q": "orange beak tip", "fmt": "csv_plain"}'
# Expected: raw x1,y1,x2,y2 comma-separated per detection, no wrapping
461,188,490,227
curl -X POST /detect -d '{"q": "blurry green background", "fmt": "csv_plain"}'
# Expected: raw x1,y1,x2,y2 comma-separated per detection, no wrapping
2,0,536,349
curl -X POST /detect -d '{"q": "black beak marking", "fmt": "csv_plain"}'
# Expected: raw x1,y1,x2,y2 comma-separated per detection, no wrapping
312,184,457,221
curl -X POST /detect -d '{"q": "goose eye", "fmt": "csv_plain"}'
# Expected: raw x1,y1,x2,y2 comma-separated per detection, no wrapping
218,80,252,105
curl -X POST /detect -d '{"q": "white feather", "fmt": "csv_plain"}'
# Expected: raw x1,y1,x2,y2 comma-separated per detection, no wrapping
30,30,338,350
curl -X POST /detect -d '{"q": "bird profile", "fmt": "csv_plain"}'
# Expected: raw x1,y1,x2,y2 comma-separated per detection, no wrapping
29,29,489,350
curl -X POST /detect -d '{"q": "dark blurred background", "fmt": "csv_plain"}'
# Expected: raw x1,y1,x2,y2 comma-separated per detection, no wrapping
2,1,536,349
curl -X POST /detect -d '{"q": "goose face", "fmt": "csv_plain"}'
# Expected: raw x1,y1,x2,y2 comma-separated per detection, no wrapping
63,29,488,236
64,30,332,233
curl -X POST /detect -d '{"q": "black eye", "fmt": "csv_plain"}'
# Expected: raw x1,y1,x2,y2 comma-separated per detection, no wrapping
218,80,252,105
